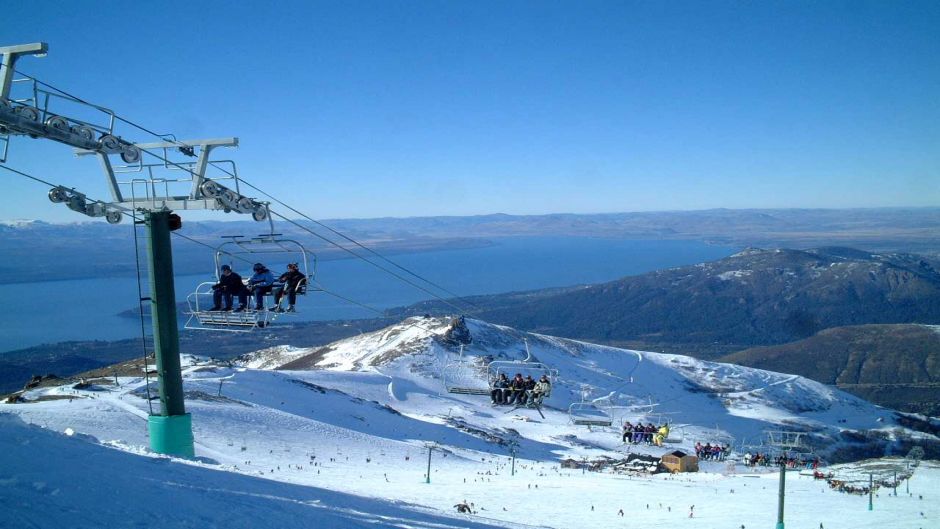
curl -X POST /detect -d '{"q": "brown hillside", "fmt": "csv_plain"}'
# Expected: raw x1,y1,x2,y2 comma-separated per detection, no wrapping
722,324,940,416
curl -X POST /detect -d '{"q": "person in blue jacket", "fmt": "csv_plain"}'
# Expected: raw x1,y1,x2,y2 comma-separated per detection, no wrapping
247,263,275,311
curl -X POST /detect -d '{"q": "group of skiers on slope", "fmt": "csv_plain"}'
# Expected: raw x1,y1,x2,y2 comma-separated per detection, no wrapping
622,421,672,447
209,262,306,312
490,373,551,407
695,442,730,461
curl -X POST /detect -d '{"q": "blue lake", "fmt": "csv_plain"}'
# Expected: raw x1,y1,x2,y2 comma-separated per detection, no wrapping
0,237,736,352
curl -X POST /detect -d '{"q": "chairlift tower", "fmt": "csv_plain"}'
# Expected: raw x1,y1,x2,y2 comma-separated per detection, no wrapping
1,42,271,458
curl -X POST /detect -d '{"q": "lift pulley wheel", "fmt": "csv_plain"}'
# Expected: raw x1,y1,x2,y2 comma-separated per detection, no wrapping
99,134,122,152
45,115,69,132
120,145,142,164
13,106,39,122
71,125,96,142
236,196,254,212
200,180,221,198
48,187,68,203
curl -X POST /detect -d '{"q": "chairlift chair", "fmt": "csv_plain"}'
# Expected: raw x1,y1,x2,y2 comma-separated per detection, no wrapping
442,345,490,396
662,422,686,443
569,386,614,427
185,234,316,332
568,402,613,427
488,339,557,418
764,430,808,450
486,338,557,383
644,412,683,444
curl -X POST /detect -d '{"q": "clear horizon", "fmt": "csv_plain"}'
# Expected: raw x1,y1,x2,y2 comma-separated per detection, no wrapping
4,204,940,226
2,1,938,223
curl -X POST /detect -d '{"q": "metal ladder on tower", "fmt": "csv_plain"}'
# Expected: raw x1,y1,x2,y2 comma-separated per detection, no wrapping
132,215,157,414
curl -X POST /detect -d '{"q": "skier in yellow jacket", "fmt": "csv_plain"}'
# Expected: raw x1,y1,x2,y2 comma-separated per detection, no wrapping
653,424,670,446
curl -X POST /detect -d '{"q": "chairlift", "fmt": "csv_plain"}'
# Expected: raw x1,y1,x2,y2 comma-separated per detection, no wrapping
694,423,730,444
653,415,686,444
185,234,316,332
490,339,557,418
486,338,557,385
569,402,613,427
616,397,658,425
442,345,490,396
764,430,808,450
569,387,613,427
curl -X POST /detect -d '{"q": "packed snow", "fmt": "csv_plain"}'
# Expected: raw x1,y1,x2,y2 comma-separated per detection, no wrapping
2,316,937,528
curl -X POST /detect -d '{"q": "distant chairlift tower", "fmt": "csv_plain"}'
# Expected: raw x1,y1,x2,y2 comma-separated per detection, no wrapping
0,42,270,458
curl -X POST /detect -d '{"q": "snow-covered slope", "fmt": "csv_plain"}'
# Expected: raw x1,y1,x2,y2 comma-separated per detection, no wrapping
261,316,908,457
2,316,937,528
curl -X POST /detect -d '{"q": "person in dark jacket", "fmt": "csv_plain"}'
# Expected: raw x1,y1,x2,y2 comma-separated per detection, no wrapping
210,264,248,311
491,373,509,405
506,373,526,405
273,262,306,312
644,423,656,444
518,375,536,405
623,422,634,443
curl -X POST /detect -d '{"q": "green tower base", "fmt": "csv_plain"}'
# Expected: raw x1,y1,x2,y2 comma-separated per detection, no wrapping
148,414,195,458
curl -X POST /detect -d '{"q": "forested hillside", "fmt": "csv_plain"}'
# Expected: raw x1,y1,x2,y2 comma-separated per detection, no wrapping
723,324,940,416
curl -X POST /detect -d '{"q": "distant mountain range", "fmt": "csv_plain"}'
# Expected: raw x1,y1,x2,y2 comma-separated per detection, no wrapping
399,247,940,357
5,239,940,418
3,207,939,284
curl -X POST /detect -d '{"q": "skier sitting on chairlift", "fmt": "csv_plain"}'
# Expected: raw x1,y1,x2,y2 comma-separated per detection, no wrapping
531,374,551,405
623,422,634,443
209,264,249,312
491,373,509,405
272,262,305,312
506,373,526,405
247,263,275,311
517,375,536,405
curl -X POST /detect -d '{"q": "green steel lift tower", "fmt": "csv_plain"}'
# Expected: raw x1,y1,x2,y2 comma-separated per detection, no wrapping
0,42,269,457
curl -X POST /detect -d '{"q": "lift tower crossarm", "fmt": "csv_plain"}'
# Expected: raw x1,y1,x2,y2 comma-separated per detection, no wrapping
74,137,239,204
74,137,239,154
0,42,47,101
72,136,264,218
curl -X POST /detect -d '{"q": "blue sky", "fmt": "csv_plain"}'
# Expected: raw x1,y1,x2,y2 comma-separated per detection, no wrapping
2,1,938,222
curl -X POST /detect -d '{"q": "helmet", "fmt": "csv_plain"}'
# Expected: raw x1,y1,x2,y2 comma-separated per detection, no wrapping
253,263,265,272
220,264,231,272
288,262,299,269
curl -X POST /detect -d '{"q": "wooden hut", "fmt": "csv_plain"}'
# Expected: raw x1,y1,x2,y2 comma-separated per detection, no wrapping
660,450,698,473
